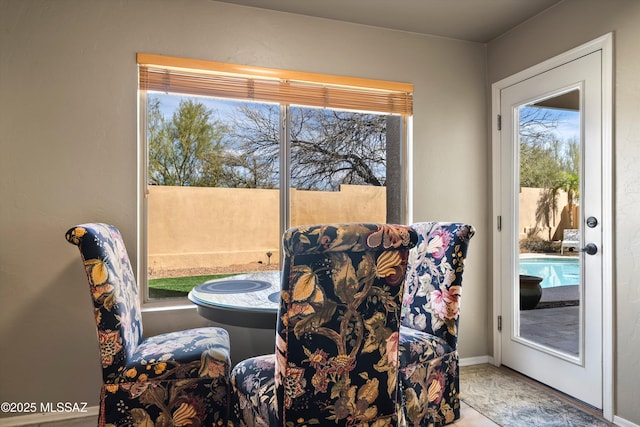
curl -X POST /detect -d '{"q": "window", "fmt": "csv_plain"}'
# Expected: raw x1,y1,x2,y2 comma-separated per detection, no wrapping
138,54,413,301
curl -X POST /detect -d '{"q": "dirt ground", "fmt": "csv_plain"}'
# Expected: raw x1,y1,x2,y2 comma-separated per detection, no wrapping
148,261,280,279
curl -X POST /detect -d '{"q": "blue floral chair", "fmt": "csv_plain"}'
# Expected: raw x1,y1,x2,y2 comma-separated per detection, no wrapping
230,223,418,426
399,222,475,426
65,223,232,427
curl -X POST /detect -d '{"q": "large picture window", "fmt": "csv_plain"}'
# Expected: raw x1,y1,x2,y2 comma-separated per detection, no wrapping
138,54,413,301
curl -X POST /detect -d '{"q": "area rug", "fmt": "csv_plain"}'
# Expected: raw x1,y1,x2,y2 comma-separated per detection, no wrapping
460,364,614,426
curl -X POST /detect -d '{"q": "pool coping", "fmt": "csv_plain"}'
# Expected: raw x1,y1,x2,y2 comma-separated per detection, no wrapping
537,284,579,309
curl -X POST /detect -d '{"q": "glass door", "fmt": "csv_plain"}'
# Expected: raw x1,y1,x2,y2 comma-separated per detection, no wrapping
499,51,603,409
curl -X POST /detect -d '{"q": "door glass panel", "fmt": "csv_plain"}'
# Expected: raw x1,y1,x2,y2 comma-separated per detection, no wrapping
516,89,581,358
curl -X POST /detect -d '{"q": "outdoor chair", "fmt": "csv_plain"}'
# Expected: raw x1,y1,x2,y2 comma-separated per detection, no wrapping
561,228,580,254
230,223,418,426
399,222,475,426
65,223,232,426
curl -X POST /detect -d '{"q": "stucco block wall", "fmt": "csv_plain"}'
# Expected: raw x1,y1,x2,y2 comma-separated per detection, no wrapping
519,188,577,241
148,184,385,272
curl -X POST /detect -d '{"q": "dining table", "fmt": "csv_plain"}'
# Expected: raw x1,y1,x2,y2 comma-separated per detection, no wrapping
188,270,281,329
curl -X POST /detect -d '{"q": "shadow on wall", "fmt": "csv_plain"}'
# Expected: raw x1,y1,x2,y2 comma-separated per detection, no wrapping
519,187,579,242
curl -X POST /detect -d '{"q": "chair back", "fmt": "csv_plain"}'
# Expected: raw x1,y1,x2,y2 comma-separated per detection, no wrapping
276,223,417,426
563,228,579,242
401,222,474,350
66,223,143,382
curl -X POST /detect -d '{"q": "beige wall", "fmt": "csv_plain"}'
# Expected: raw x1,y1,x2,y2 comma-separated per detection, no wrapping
0,0,488,413
487,0,640,423
148,184,386,271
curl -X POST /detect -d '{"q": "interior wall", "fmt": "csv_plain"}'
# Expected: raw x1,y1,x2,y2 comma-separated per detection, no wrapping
0,0,488,412
487,0,640,424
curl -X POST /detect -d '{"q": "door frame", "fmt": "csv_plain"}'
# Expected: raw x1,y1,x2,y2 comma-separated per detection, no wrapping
491,33,613,420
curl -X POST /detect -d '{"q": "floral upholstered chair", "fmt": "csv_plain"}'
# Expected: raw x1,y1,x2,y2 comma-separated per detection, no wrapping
65,223,232,426
230,223,418,426
399,222,475,426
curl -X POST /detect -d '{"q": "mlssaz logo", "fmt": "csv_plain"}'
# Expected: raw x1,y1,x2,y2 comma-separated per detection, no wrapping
40,402,88,413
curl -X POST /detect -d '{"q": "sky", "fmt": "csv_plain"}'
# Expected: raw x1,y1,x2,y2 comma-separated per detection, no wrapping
151,92,242,120
520,105,581,143
553,109,580,142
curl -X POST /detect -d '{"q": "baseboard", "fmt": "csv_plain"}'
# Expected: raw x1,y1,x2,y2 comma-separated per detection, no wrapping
613,415,640,427
459,355,494,366
0,406,98,427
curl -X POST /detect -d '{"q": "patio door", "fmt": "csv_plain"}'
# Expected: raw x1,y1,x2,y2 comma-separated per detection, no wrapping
496,51,603,408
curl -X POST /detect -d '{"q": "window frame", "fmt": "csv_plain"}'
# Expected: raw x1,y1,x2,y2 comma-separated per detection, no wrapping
137,54,413,307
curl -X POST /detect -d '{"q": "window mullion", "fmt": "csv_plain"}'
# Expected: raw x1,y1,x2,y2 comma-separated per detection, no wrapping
279,104,291,247
138,89,151,303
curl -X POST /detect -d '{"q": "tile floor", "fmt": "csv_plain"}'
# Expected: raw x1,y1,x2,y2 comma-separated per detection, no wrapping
457,402,500,426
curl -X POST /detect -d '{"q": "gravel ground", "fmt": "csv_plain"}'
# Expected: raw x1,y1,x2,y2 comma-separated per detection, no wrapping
148,262,280,279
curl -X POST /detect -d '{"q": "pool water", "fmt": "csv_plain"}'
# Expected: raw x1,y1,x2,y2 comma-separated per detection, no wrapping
519,257,580,288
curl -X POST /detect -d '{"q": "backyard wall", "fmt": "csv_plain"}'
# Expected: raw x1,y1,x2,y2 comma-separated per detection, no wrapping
148,184,386,273
148,184,574,275
519,187,579,241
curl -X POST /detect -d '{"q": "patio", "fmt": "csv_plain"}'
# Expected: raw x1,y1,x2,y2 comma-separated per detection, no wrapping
520,285,580,356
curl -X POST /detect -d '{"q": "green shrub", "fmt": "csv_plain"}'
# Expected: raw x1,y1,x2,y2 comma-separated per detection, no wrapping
520,236,560,253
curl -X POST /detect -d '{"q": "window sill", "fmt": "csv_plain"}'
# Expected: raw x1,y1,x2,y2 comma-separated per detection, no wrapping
141,299,196,313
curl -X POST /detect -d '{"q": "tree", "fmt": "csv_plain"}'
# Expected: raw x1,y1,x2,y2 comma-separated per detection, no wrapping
520,140,564,188
221,104,281,188
519,107,564,189
291,108,386,190
553,138,580,227
227,104,387,190
519,107,559,142
147,97,228,187
519,106,580,236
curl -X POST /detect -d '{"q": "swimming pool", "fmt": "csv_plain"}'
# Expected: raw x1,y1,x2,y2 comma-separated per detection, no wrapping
519,257,580,288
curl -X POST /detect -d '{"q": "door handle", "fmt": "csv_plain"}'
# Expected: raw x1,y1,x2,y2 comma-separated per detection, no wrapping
580,243,598,255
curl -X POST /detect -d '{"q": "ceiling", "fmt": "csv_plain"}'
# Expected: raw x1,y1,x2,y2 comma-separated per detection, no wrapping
215,0,563,43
